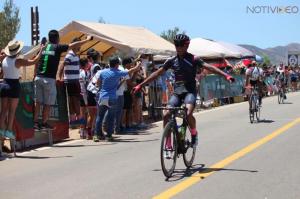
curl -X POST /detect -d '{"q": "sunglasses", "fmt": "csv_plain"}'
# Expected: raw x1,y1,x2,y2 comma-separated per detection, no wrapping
174,40,190,47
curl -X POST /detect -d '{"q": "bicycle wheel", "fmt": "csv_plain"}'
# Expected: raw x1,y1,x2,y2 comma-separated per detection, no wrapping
278,91,281,104
281,92,285,104
183,126,196,168
255,100,260,122
249,96,255,123
160,122,178,178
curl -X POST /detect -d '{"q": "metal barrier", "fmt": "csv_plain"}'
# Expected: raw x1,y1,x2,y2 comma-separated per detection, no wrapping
199,74,245,101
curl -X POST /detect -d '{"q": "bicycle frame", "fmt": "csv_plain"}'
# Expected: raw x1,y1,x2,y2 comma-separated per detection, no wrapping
163,107,189,154
248,85,260,123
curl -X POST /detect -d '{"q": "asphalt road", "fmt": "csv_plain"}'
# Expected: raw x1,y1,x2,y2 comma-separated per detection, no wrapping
1,92,300,199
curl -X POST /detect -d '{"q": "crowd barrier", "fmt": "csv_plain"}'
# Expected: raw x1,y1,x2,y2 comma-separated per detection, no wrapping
199,74,245,101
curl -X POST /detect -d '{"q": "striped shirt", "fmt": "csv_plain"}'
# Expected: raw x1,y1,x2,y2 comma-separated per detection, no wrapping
63,50,80,82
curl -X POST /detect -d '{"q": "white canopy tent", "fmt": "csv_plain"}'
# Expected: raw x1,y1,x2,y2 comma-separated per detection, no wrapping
24,20,176,59
188,38,242,59
215,41,255,58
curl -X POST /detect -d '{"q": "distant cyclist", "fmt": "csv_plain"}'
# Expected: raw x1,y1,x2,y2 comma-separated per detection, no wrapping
275,63,287,99
132,34,234,147
245,61,264,106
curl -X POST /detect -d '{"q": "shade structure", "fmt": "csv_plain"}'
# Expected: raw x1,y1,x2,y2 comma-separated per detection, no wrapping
24,20,176,59
255,55,264,63
188,38,242,59
216,41,255,58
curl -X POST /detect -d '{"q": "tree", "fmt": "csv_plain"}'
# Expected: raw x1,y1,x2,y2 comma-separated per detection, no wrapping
98,17,106,24
262,54,271,66
0,0,20,49
160,27,186,44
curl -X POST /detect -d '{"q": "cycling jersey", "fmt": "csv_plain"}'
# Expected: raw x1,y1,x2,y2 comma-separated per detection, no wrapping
246,66,263,81
162,53,204,94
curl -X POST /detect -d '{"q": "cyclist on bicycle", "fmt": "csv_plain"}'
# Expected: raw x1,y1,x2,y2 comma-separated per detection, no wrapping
245,61,264,106
275,63,287,99
132,34,234,147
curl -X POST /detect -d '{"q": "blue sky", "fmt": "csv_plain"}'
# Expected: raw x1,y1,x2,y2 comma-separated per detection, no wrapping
3,0,300,48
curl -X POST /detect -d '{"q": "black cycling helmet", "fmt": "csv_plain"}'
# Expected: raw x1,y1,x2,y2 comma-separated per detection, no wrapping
173,34,190,47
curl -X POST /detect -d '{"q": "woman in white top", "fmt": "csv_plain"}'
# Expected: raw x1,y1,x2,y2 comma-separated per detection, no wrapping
0,40,44,139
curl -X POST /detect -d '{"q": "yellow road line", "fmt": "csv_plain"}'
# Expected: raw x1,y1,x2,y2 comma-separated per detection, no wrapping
153,117,300,199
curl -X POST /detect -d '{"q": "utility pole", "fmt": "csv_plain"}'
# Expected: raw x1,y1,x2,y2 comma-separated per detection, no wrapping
31,6,40,46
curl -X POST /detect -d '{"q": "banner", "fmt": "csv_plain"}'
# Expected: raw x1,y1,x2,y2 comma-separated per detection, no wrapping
288,54,299,66
14,81,69,141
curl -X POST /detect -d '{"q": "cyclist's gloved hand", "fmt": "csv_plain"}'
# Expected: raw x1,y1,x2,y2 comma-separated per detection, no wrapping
132,84,142,94
226,75,235,83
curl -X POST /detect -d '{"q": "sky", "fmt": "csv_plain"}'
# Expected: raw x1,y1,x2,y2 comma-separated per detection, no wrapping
2,0,300,48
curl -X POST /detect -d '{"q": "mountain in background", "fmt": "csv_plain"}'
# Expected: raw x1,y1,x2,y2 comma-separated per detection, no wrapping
239,43,300,65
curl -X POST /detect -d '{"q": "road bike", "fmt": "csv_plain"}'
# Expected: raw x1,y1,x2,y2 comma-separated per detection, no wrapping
155,105,196,178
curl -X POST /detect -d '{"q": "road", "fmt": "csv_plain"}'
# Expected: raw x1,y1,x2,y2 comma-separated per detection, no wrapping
1,92,300,199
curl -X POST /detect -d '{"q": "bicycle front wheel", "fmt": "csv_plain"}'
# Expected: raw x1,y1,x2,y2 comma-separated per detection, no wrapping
183,126,196,168
160,122,178,178
278,91,282,104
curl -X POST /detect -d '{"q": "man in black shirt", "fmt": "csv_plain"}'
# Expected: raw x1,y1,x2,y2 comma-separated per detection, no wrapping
34,29,92,130
132,34,234,146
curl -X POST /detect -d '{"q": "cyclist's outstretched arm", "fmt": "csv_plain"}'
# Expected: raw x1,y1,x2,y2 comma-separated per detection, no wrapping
132,64,165,93
139,67,165,87
202,62,234,82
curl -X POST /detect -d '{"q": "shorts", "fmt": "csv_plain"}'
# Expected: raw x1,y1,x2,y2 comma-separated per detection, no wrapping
168,92,196,107
87,90,97,107
64,81,81,97
279,79,288,86
123,90,132,110
250,80,264,94
35,77,57,105
291,77,297,82
80,94,88,107
0,79,20,98
249,80,259,87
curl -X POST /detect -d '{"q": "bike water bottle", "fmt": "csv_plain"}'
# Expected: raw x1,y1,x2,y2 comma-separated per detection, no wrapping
178,125,185,141
182,126,187,139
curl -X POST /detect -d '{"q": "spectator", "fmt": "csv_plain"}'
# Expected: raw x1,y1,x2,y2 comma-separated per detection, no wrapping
132,68,146,128
58,37,85,125
114,57,131,134
85,48,102,139
0,40,44,139
78,58,89,138
34,30,92,131
93,56,141,142
290,66,298,91
122,57,135,132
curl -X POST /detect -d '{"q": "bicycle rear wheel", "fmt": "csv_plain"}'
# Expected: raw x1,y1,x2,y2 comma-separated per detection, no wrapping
160,122,178,178
255,104,260,122
183,126,196,168
249,96,255,123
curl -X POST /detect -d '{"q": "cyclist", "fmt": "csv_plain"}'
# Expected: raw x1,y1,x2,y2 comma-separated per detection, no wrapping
132,34,234,147
245,61,264,106
275,63,287,99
